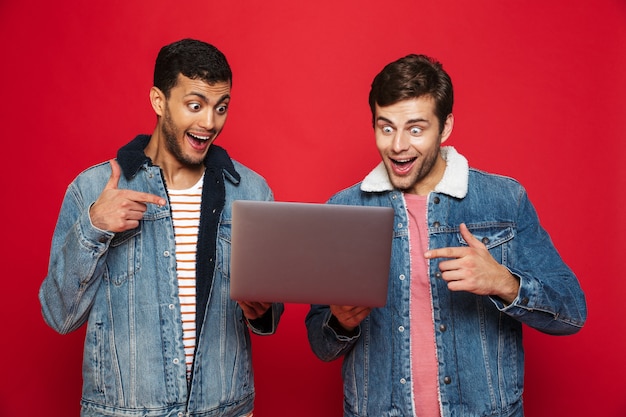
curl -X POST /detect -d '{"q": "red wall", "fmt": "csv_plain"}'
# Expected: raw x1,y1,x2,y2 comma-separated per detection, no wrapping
1,1,624,415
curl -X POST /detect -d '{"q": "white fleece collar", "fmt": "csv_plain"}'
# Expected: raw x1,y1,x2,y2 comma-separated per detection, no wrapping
360,146,469,198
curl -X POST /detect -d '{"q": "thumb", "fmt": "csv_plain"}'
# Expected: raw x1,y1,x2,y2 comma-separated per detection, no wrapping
460,223,484,249
106,159,121,190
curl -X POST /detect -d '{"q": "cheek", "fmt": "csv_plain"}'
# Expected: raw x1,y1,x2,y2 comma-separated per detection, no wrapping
375,134,391,152
215,114,228,129
411,135,441,152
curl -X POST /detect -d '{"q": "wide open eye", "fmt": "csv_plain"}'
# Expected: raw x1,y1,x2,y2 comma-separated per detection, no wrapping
409,126,423,135
188,102,201,111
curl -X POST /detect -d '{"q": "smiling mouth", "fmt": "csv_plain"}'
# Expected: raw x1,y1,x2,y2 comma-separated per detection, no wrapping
186,132,214,151
188,132,212,141
391,157,417,167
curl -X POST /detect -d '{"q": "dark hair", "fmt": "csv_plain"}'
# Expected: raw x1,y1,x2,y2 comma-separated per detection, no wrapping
368,54,453,133
153,38,232,97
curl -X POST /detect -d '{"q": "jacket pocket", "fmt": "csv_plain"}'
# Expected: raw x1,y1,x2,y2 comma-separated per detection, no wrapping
83,319,121,405
458,224,514,264
106,226,142,286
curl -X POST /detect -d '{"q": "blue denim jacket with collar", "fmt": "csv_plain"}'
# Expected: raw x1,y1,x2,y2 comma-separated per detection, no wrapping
306,146,586,417
40,135,284,417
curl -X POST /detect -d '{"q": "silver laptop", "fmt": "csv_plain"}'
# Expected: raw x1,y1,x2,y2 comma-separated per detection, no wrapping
230,200,394,306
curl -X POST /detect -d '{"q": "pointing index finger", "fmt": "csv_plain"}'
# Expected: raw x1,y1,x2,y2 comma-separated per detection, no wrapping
124,189,166,207
424,223,476,259
424,246,465,260
108,160,166,207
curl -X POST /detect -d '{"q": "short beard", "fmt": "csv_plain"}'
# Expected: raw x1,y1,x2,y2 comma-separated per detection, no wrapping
161,105,206,167
389,138,442,193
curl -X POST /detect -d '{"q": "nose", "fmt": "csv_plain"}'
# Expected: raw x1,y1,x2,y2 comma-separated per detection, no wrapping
391,131,410,153
199,109,215,131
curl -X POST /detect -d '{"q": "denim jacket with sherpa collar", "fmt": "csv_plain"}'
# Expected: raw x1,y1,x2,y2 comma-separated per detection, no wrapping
306,146,586,417
40,135,284,417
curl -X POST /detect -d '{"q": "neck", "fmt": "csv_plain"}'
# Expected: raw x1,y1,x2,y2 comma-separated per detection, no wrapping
409,154,447,196
144,131,206,190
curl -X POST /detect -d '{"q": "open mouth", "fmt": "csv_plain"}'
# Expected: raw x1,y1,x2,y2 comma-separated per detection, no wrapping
188,132,211,142
391,157,417,172
389,156,418,175
187,132,213,149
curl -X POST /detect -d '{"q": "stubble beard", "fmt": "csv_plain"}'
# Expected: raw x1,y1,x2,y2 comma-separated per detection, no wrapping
162,106,206,168
388,144,441,194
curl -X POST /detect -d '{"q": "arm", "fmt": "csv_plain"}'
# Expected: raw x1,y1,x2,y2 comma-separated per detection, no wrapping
425,194,587,335
39,160,165,334
305,304,367,362
239,301,284,335
495,192,587,334
39,183,114,334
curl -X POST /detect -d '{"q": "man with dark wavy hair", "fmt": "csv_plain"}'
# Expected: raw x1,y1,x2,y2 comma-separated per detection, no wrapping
40,38,283,417
306,54,587,417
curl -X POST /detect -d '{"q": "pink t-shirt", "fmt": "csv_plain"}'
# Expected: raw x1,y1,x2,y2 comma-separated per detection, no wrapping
405,193,441,417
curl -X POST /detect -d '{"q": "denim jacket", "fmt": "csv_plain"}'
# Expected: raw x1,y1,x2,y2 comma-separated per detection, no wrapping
40,135,284,417
306,147,587,417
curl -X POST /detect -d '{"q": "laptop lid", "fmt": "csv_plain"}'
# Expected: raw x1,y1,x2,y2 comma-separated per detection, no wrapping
230,200,394,306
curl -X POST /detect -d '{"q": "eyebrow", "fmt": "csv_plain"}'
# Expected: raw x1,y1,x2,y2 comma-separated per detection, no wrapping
376,116,429,125
186,92,231,104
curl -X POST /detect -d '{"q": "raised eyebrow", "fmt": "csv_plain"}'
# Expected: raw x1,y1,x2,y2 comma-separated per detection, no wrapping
375,116,430,128
186,92,231,105
406,118,429,125
216,93,231,105
376,116,395,125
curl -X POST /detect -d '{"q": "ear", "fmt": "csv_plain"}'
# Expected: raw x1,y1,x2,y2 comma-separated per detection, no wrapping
150,86,166,117
440,113,454,144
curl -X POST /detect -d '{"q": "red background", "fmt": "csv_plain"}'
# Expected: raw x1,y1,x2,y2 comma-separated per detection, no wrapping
1,1,625,416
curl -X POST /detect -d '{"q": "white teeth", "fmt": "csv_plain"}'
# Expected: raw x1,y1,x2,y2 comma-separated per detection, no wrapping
188,133,210,141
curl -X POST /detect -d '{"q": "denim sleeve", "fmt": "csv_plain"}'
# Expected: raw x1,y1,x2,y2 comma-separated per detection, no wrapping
305,304,360,362
246,302,285,335
491,189,587,335
38,183,112,334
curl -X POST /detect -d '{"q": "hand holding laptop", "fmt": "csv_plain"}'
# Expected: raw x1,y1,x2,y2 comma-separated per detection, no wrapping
330,305,372,332
237,301,272,320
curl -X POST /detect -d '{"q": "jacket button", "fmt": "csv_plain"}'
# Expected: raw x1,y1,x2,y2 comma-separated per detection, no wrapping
481,237,490,244
521,297,530,306
443,376,452,384
439,324,447,332
433,221,441,228
433,196,440,204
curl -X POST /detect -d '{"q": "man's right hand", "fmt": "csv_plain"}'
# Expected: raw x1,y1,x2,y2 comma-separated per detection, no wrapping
329,305,372,332
89,159,166,233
